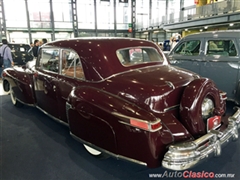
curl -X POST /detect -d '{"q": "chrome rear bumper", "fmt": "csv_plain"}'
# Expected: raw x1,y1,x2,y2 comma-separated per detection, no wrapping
162,107,240,171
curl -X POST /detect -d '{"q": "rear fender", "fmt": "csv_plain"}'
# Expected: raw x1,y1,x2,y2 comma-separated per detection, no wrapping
180,78,226,137
68,87,158,124
67,87,194,164
67,86,163,156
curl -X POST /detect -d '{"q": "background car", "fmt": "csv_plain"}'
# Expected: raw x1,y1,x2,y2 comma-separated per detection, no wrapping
1,43,34,65
2,38,240,170
167,30,240,105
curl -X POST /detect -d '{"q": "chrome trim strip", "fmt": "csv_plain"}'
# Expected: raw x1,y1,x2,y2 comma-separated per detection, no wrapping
165,81,175,89
15,97,68,127
162,107,240,170
16,97,35,107
36,106,69,126
163,104,179,112
65,102,72,123
70,132,147,166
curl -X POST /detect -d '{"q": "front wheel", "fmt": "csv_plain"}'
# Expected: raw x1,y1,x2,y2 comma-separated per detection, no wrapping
83,144,109,159
3,79,10,93
10,85,23,107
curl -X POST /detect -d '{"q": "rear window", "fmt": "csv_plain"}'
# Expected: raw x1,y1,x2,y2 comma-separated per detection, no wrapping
117,47,163,66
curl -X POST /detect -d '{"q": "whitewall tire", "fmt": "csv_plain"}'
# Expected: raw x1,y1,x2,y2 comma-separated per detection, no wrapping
83,144,109,159
10,85,23,107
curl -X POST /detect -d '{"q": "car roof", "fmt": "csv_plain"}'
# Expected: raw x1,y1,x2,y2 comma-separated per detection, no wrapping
183,30,240,39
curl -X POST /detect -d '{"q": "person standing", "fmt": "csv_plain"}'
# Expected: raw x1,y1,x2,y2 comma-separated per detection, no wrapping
158,43,163,50
42,38,47,45
32,39,40,58
0,39,14,71
30,42,34,47
170,37,178,50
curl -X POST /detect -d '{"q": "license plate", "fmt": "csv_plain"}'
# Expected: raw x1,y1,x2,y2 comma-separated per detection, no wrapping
207,116,221,132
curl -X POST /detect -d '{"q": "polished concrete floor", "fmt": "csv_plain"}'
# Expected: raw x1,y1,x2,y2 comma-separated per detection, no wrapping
1,80,240,180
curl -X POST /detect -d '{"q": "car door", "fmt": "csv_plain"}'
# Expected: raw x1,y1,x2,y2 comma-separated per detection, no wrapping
168,39,203,75
201,38,240,102
34,48,60,119
56,48,86,123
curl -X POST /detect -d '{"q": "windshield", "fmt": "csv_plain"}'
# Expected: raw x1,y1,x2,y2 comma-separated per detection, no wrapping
117,47,164,66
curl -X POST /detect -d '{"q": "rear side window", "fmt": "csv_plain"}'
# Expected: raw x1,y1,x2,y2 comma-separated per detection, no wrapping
61,49,85,80
173,40,201,56
206,40,237,56
117,47,163,66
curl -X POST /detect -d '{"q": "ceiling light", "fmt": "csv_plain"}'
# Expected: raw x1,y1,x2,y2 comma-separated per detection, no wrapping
229,23,234,26
200,29,203,32
204,26,208,29
185,29,188,31
153,30,159,34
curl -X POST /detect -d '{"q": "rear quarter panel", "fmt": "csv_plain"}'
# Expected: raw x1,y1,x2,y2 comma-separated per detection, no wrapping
67,86,192,168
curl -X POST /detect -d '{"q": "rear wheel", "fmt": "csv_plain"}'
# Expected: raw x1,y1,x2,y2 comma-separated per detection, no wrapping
10,85,23,107
83,144,109,159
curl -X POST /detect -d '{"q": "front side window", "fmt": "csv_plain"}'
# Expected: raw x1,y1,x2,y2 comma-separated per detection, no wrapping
206,40,237,56
38,48,60,73
117,47,163,66
174,40,201,56
61,49,85,80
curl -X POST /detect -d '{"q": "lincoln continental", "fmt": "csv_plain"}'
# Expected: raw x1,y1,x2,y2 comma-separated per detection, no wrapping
2,37,240,170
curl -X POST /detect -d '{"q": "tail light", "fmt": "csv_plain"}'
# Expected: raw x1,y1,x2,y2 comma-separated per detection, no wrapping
130,118,162,132
115,112,162,132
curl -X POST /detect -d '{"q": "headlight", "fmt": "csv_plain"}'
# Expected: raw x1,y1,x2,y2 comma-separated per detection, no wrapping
201,98,214,120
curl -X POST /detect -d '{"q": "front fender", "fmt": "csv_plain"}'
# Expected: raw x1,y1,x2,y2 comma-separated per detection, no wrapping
2,67,36,105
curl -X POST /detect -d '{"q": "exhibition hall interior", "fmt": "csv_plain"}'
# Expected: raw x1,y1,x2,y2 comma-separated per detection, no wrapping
1,0,240,179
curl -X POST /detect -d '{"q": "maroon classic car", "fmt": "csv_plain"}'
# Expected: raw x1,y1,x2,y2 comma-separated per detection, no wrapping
2,38,240,170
